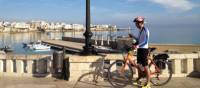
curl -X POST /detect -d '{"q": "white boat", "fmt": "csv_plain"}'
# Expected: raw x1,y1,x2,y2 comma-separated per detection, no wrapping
23,41,51,50
32,43,51,50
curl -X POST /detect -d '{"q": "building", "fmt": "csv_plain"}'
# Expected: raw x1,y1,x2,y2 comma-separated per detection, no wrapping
12,22,30,32
0,21,3,32
3,22,11,27
0,21,3,27
12,22,30,29
40,21,49,30
29,21,42,31
71,24,85,31
63,24,72,30
48,23,55,30
0,20,117,32
54,22,63,30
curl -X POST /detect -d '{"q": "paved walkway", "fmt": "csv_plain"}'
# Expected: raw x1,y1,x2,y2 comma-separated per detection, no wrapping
0,77,200,88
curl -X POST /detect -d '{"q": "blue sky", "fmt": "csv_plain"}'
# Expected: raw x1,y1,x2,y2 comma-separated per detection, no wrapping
0,0,199,28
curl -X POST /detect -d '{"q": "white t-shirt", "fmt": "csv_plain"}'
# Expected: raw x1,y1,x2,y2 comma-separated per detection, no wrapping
137,27,149,49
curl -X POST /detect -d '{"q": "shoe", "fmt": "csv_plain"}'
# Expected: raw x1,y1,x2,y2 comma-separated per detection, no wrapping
133,78,140,85
133,81,138,85
142,83,151,88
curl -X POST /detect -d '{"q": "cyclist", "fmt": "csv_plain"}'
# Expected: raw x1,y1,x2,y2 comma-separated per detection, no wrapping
131,16,150,88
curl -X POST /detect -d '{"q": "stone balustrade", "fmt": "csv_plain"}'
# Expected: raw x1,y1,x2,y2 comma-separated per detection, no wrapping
0,52,200,81
68,52,200,81
169,53,200,77
0,54,52,77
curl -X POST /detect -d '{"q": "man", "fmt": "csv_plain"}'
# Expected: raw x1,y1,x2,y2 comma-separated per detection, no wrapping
132,16,150,88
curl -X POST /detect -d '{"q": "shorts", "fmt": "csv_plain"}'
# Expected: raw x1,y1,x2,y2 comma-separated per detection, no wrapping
137,48,148,66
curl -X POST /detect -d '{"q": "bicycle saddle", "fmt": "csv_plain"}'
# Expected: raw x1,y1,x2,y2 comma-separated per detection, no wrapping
148,47,156,52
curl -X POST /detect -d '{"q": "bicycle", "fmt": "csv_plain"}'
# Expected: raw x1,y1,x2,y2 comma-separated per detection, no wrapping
92,53,110,83
73,53,111,88
107,46,172,88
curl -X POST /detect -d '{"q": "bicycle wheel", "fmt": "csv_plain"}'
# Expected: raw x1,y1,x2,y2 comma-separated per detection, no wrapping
108,60,133,88
149,60,172,86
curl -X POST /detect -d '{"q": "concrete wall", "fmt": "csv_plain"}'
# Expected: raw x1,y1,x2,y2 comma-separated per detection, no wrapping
68,54,123,81
68,53,200,81
0,52,200,81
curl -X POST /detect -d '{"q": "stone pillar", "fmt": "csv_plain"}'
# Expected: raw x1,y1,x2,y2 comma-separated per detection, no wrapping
36,59,47,74
172,59,181,74
194,59,200,72
186,59,194,74
107,36,110,45
6,60,13,73
27,60,33,74
16,60,24,74
95,36,98,45
101,35,104,46
162,63,170,77
47,59,51,73
196,52,200,72
0,60,3,73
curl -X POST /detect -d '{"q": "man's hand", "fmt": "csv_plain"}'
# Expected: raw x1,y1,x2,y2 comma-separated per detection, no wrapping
128,34,133,38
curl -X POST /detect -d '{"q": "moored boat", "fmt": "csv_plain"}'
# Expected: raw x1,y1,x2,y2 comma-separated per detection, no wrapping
23,40,51,51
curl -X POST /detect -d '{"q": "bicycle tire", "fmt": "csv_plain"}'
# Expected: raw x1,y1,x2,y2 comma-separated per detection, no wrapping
108,60,133,88
149,60,172,86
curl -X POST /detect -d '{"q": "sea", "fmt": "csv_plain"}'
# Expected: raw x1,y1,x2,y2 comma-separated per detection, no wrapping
0,27,199,54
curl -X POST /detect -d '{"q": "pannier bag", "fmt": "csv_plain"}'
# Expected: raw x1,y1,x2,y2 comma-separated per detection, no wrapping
154,54,169,69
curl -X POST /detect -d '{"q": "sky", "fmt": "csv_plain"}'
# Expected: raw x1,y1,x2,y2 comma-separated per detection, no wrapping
0,0,199,28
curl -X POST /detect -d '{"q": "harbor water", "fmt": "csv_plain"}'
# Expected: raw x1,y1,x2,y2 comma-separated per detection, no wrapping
0,28,200,54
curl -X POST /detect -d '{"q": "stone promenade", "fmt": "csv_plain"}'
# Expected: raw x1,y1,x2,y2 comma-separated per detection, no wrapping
0,77,200,88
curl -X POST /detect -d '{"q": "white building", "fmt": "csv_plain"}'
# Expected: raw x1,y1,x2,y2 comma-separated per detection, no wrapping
48,23,55,30
63,24,72,30
40,21,49,30
54,23,63,30
72,24,85,31
9,22,30,32
29,21,42,31
3,27,11,32
3,22,11,27
0,21,3,27
12,22,30,29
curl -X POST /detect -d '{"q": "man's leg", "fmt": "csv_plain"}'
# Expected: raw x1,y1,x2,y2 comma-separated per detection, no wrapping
144,66,150,83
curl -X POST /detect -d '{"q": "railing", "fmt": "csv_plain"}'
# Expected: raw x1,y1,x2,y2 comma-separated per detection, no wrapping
69,53,200,81
169,53,200,77
0,54,52,77
0,52,199,80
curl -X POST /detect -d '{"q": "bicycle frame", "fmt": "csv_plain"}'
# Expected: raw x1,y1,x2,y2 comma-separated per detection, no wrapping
108,47,172,87
148,57,161,76
120,48,162,78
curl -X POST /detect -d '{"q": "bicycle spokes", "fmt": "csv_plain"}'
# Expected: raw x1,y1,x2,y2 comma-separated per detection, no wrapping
149,61,172,86
108,61,133,87
156,74,160,80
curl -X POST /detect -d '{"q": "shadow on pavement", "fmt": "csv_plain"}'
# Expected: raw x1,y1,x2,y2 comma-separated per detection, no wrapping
72,71,112,88
187,71,200,78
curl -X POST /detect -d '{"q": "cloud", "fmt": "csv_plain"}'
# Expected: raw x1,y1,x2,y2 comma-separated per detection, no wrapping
151,0,196,11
